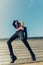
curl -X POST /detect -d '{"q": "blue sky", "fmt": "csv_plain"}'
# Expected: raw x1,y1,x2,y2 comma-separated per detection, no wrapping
0,0,43,38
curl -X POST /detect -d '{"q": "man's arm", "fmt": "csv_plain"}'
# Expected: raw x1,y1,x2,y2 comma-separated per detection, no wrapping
12,20,21,29
12,20,16,28
24,27,27,40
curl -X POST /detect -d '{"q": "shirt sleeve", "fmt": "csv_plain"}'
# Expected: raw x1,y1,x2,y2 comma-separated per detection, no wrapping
24,27,27,40
12,20,16,28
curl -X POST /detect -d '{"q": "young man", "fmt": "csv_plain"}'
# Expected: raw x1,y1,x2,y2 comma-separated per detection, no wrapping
7,20,36,63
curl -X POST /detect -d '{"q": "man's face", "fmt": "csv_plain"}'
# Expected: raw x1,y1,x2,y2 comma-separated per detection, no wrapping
20,22,24,27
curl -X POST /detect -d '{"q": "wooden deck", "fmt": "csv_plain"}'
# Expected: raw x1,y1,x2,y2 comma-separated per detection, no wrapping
0,38,43,65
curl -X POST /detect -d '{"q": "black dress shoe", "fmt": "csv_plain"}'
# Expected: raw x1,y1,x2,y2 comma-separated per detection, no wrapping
11,55,17,63
32,54,36,61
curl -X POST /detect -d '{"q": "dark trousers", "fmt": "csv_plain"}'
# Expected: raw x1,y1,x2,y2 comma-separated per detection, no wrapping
7,30,36,60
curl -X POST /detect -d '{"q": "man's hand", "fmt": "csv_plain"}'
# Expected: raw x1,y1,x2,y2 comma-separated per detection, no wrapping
16,26,24,31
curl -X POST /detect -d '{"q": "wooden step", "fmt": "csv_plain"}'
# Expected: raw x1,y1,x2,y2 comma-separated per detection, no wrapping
0,39,43,65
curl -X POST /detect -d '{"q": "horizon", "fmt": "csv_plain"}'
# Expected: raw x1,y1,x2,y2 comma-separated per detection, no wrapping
0,36,43,40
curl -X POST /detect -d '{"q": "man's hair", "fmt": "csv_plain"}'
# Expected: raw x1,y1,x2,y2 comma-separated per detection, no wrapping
20,22,24,26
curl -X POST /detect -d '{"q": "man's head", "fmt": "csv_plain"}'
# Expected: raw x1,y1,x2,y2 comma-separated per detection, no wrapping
20,22,24,27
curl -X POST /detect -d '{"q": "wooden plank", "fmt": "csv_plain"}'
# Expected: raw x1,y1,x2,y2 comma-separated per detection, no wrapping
0,39,43,65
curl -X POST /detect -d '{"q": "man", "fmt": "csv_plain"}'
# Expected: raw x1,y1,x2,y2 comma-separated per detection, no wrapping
7,20,36,63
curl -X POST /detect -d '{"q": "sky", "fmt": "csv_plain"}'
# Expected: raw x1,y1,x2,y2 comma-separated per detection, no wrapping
0,0,43,38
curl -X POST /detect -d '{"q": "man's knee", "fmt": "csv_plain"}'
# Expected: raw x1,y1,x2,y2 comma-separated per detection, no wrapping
7,39,11,45
21,38,25,42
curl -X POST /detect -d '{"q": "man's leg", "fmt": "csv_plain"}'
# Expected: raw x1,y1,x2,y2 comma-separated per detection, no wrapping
7,33,18,63
21,39,36,61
